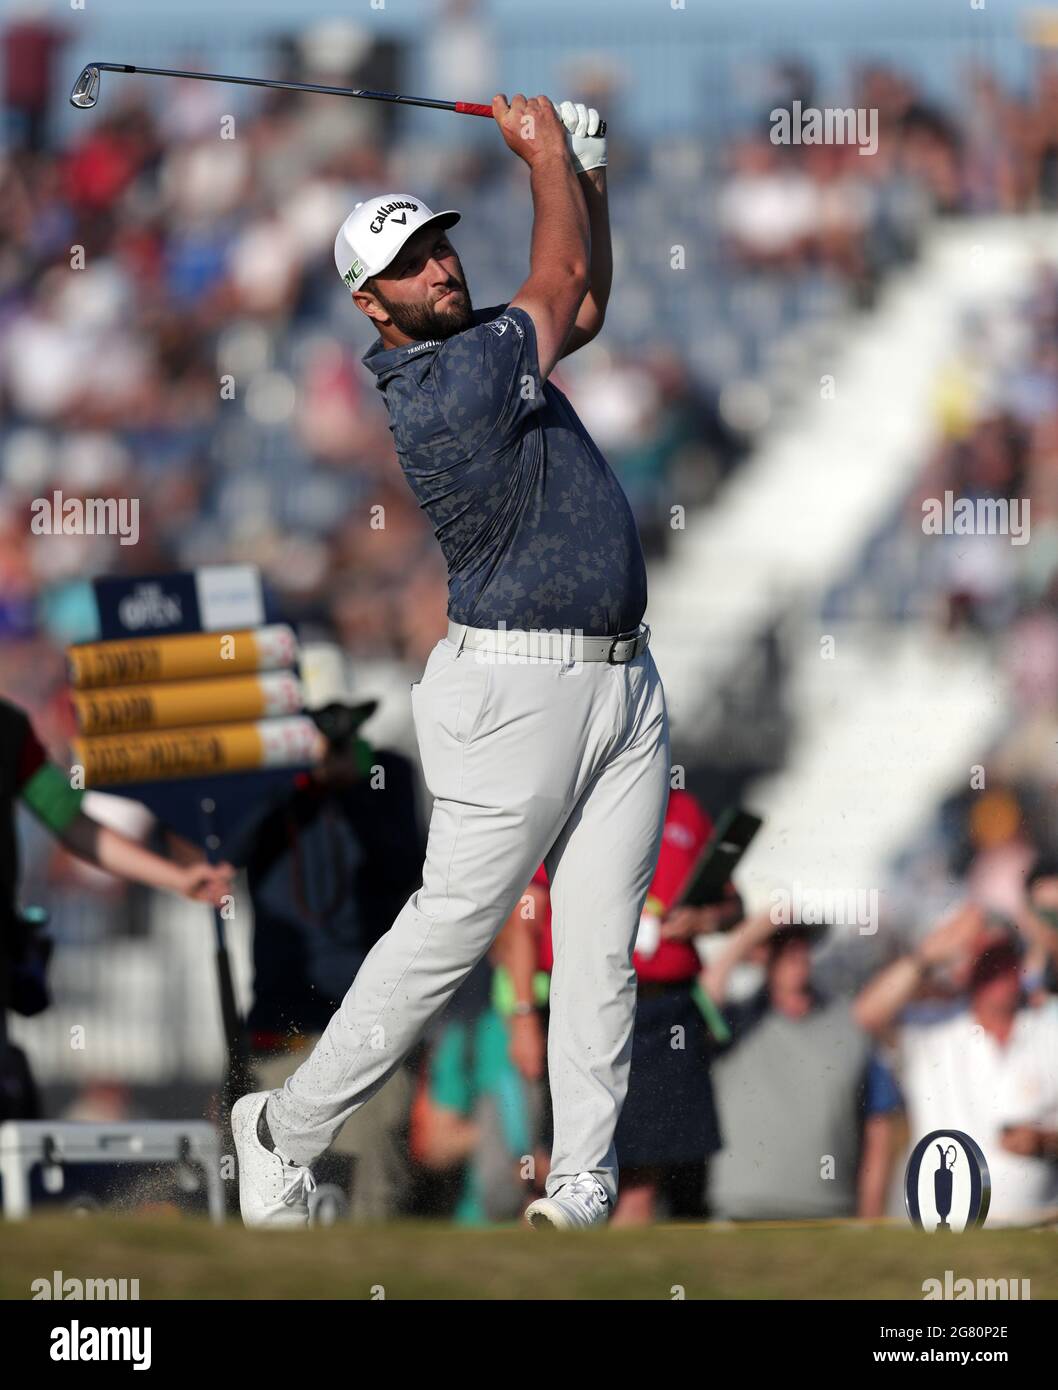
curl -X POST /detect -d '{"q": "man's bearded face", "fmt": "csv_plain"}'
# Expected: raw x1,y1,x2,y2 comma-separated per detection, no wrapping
370,230,474,341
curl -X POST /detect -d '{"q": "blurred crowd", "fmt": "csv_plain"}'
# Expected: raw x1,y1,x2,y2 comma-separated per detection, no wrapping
820,249,1058,968
917,260,1058,916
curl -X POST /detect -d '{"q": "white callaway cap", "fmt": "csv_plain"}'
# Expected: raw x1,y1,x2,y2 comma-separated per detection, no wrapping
334,193,461,292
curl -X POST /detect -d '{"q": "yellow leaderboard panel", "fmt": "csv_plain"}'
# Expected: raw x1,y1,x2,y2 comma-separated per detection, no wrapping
71,716,323,787
71,671,303,735
67,625,298,690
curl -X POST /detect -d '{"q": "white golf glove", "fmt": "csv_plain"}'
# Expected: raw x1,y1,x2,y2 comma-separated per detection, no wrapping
554,99,607,173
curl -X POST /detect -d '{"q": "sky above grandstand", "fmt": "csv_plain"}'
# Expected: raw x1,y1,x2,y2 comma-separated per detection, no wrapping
40,0,1055,141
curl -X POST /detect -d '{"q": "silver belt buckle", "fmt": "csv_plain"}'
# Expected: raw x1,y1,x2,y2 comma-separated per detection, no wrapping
606,629,637,664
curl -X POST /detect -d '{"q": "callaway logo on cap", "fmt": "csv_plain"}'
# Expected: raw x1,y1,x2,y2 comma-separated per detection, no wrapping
334,193,461,293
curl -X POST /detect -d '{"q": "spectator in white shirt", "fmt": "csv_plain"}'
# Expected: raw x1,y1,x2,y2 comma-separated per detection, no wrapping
854,904,1058,1224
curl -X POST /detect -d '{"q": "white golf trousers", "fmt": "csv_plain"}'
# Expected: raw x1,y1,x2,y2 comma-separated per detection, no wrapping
266,632,670,1202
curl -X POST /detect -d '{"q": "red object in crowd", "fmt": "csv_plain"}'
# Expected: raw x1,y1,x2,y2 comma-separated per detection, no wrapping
64,132,139,211
531,788,715,984
2,20,64,112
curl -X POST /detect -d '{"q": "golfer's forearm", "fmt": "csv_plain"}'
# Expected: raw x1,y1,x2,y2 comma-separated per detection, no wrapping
573,168,611,335
528,153,590,287
61,814,183,894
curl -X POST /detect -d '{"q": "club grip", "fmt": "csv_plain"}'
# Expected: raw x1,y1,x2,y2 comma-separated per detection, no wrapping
458,101,607,136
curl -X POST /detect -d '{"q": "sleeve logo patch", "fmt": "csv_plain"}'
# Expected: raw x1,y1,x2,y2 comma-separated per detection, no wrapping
489,315,522,339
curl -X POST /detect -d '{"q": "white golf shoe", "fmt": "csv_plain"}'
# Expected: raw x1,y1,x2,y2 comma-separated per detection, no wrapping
525,1172,611,1230
231,1090,317,1229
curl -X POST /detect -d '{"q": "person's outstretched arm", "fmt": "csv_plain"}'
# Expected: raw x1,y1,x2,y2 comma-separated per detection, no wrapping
851,902,984,1035
7,697,233,908
60,811,234,906
701,910,777,1005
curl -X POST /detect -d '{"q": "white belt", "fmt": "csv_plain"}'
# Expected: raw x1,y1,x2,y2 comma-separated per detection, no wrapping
447,620,650,664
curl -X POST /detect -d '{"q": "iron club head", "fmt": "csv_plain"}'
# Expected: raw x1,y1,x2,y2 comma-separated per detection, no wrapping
70,64,101,109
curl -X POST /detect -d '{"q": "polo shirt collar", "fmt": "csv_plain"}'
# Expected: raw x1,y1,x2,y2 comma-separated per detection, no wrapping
361,334,443,384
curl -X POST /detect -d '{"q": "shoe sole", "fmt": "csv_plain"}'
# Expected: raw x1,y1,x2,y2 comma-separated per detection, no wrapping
230,1093,264,1225
231,1094,262,1160
525,1202,574,1230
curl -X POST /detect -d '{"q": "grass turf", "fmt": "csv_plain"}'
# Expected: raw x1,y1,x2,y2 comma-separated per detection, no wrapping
1,1217,1055,1299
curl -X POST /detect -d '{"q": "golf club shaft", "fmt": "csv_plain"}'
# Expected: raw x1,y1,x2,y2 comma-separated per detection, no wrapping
71,61,605,132
73,61,495,118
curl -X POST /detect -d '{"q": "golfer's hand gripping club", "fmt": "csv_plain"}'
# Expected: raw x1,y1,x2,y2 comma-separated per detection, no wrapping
492,94,575,168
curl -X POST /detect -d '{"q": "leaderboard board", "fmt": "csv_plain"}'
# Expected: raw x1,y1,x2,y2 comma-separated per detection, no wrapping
66,570,323,789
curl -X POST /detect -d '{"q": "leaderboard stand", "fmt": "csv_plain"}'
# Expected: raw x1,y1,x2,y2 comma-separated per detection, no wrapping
64,568,321,1123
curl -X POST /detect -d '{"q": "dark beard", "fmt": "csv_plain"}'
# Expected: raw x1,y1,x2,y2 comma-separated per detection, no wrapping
373,278,474,342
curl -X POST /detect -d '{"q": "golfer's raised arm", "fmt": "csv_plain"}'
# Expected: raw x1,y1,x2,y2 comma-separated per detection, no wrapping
560,167,611,359
551,100,611,358
493,93,589,380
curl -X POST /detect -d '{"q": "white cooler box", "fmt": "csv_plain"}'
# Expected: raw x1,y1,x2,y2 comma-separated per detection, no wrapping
0,1120,226,1223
